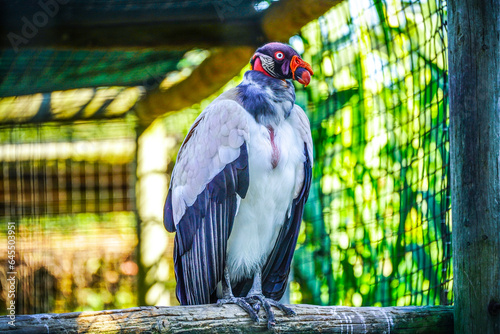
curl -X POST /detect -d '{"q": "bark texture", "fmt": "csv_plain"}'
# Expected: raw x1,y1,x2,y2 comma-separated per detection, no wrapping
449,0,500,333
0,304,453,334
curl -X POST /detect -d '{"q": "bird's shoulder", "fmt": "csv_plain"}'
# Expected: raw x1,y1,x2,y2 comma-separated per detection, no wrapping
177,89,251,162
196,90,251,138
169,89,251,224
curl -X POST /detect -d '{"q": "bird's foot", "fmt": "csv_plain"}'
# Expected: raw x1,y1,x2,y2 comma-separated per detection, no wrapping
217,295,295,328
216,296,260,323
245,294,296,329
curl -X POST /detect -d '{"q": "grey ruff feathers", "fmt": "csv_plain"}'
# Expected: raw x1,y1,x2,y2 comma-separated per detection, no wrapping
164,70,313,306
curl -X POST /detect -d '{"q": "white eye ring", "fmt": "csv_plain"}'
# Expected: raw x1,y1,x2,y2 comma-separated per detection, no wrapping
274,51,284,60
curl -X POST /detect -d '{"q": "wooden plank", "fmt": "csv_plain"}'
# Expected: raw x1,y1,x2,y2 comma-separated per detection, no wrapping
449,0,500,333
0,304,453,333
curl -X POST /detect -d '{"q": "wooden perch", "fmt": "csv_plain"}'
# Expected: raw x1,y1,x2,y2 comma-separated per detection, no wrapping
0,304,453,333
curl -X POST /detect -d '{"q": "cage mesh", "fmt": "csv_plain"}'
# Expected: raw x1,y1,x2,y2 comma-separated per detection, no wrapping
0,119,139,314
291,0,451,306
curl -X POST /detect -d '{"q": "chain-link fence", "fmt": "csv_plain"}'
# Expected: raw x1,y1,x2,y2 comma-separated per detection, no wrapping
291,0,451,307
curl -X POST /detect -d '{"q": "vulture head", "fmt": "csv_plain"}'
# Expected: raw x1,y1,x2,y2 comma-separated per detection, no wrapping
250,42,314,87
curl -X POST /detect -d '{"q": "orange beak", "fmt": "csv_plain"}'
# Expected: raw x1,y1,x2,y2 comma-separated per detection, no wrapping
290,55,314,87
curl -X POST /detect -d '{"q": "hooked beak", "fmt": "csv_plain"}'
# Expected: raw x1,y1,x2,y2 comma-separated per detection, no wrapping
290,55,313,87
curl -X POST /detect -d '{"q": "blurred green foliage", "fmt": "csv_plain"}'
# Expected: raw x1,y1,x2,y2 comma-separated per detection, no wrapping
291,0,451,307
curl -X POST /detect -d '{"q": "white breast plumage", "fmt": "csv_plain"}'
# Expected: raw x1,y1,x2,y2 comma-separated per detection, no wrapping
225,112,305,283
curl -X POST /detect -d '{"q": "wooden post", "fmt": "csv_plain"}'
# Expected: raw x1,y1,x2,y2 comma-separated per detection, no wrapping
0,305,453,333
449,0,500,333
134,122,148,307
134,119,180,307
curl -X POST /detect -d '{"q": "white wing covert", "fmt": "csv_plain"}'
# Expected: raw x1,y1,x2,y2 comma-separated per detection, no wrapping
164,91,250,305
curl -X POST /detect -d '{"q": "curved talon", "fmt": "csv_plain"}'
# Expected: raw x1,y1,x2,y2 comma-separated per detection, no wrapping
267,299,296,316
251,295,275,329
245,294,296,328
216,297,260,323
252,302,261,313
218,295,294,328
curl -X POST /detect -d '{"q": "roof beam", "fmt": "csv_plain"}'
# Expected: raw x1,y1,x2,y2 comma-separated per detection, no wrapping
0,1,266,50
136,47,254,124
1,21,265,51
137,0,341,122
262,0,341,42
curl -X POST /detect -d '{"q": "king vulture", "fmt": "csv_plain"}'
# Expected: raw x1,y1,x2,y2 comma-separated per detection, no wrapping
164,42,313,327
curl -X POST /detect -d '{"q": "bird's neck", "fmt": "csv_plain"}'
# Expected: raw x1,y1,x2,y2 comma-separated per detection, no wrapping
237,71,295,127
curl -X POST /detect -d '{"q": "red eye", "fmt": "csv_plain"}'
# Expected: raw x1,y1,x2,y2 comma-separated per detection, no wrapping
274,51,285,60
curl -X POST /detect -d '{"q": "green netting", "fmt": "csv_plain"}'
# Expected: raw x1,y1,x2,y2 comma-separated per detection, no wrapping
292,0,451,306
0,49,184,97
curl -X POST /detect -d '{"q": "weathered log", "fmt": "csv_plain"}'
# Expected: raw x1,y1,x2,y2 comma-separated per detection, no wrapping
0,304,453,333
